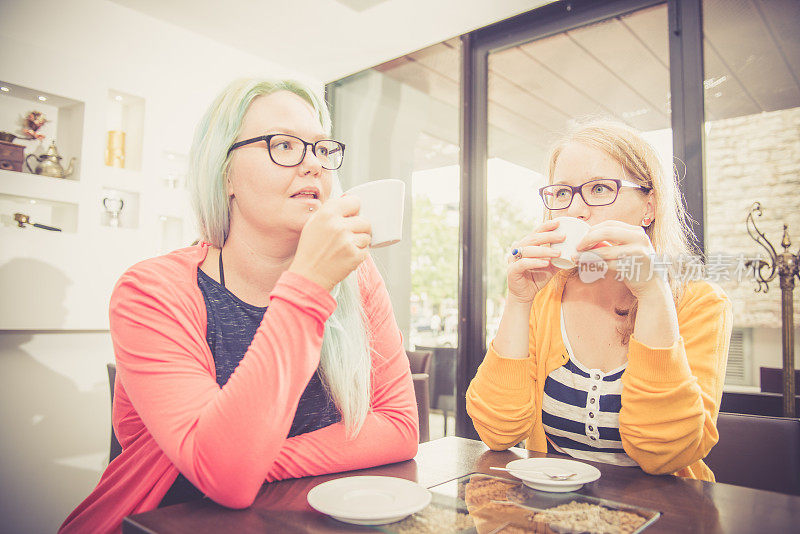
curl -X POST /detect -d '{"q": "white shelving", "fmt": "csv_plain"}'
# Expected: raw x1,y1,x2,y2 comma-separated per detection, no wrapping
0,169,80,233
99,187,140,229
0,168,81,204
161,150,189,189
158,215,185,254
0,79,195,330
0,80,84,181
0,193,78,233
106,90,145,171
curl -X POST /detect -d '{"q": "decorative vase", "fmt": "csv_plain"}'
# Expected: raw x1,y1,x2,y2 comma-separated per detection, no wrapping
103,195,125,227
105,131,126,168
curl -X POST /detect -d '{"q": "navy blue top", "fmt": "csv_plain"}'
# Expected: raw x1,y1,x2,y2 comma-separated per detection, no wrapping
159,268,340,507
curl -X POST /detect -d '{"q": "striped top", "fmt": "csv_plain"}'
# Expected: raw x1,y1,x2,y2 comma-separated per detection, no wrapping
540,306,638,466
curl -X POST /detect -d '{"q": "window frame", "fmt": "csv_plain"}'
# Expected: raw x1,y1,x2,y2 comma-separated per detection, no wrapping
327,0,706,440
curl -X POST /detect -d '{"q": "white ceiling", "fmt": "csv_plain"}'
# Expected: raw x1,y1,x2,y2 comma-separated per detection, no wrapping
109,0,551,82
374,0,800,170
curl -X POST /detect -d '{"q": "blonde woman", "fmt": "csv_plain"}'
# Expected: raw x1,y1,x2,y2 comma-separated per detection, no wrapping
61,79,418,533
467,120,731,481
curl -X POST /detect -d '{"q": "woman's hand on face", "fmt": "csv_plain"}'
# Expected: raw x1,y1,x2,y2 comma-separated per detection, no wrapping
574,220,662,297
289,196,371,291
506,219,565,304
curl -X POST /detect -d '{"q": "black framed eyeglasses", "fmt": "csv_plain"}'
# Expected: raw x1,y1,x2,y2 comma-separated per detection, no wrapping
539,178,651,210
227,134,345,170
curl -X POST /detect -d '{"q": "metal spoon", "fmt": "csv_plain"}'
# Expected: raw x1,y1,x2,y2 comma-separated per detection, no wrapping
490,466,577,480
491,500,575,514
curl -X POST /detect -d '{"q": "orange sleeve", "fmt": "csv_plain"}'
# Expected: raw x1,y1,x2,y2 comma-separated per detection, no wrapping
466,341,538,450
619,281,732,475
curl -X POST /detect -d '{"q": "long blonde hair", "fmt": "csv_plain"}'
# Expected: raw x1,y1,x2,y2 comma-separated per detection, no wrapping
187,78,371,437
546,120,698,336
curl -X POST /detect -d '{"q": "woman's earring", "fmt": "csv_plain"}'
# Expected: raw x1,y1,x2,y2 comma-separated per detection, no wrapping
641,217,652,226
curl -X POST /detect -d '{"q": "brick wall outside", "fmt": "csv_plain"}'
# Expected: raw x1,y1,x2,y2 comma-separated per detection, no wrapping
705,106,800,329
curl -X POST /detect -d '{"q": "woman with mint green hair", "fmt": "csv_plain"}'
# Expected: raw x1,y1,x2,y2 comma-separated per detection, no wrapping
61,78,419,534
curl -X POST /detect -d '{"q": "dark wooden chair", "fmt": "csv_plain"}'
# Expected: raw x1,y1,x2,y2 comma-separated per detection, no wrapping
415,345,457,435
705,412,800,494
759,367,800,394
407,350,432,443
720,391,800,417
107,363,122,464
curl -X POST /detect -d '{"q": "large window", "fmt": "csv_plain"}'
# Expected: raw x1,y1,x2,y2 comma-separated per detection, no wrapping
485,3,673,341
329,0,800,437
702,0,800,387
330,39,461,438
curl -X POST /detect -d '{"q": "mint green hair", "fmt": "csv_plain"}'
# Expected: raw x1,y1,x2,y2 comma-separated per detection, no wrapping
189,78,331,247
187,78,371,437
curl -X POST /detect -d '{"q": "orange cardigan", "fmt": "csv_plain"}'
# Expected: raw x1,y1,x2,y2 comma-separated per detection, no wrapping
467,271,732,481
60,245,418,533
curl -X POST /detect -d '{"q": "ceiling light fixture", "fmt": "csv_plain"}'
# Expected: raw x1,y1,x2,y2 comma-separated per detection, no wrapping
703,76,728,90
621,108,648,119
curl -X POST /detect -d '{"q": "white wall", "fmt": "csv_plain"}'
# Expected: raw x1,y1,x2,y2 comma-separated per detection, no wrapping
0,331,113,533
0,0,309,531
752,327,800,373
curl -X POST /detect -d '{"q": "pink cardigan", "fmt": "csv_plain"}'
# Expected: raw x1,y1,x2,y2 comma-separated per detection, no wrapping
60,244,419,533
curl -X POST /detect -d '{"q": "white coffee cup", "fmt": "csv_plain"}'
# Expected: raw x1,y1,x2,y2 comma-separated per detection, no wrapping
549,216,591,269
345,179,405,248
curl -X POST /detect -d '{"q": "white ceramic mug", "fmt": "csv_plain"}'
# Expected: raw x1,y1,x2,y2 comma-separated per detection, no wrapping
549,216,591,269
345,179,405,248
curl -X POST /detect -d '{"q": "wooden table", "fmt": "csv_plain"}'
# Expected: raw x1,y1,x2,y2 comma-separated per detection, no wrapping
123,436,800,533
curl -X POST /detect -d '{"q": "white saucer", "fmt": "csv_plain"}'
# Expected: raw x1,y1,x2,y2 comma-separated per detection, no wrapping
505,458,601,493
307,476,431,525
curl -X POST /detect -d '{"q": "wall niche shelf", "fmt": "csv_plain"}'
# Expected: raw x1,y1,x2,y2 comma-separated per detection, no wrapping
0,192,78,233
159,215,184,254
0,168,80,204
99,188,139,229
161,150,188,189
0,80,84,182
105,90,145,171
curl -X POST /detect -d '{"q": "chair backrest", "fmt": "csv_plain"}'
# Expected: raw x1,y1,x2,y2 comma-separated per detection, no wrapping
759,367,800,394
407,350,432,443
414,345,456,411
720,391,800,417
705,412,800,495
407,350,432,376
107,363,122,463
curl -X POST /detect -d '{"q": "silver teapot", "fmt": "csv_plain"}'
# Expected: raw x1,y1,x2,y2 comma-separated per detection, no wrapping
25,140,76,179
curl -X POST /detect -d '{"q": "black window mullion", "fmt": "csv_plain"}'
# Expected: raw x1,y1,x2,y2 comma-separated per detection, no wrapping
668,0,706,255
455,32,487,439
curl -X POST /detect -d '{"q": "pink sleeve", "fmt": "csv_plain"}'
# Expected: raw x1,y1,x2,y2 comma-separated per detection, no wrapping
264,257,419,481
111,267,335,509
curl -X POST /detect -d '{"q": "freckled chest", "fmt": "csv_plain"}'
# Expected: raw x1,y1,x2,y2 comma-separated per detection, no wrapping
561,299,629,373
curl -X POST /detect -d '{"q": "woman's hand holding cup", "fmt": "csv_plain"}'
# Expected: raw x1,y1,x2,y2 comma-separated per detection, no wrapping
574,220,661,298
507,220,565,303
290,196,371,291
